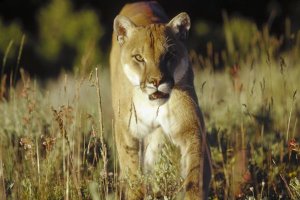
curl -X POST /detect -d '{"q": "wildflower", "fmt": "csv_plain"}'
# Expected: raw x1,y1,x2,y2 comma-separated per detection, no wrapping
288,138,299,152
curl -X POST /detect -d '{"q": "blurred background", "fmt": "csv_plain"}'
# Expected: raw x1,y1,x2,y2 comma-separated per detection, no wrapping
1,1,300,199
0,0,299,79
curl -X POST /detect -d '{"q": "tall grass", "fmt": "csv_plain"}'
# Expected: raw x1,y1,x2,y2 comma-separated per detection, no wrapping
0,17,299,200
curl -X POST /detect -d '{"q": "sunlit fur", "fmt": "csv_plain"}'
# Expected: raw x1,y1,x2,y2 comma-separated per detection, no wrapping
110,2,211,200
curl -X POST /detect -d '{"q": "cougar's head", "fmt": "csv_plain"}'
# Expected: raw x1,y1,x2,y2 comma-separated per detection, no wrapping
114,12,190,105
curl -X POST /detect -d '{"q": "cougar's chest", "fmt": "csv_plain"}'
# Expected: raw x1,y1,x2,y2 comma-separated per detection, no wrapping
128,89,179,138
128,90,161,138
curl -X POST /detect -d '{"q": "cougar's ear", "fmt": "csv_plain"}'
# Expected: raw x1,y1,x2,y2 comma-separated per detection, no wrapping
114,15,136,45
167,12,191,41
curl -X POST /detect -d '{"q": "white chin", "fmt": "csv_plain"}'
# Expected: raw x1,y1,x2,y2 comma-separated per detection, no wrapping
149,98,169,106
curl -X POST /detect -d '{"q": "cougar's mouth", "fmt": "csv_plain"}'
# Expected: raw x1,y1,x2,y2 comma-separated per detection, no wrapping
149,91,170,100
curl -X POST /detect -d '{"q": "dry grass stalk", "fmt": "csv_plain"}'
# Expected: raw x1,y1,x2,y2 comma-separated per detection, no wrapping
0,148,6,200
51,105,82,199
95,67,108,197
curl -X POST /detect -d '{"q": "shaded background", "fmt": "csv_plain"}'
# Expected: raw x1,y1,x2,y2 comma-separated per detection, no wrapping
0,0,299,79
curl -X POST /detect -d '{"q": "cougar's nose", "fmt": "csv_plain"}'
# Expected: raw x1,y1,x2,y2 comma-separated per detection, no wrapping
149,77,160,88
148,77,163,88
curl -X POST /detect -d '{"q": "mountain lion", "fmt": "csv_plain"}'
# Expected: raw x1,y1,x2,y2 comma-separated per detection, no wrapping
110,1,211,199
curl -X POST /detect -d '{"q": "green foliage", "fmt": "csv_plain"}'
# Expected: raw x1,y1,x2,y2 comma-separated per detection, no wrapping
223,15,259,61
0,0,105,76
0,18,24,73
0,19,23,58
38,0,104,74
149,144,182,199
191,20,224,56
194,13,300,70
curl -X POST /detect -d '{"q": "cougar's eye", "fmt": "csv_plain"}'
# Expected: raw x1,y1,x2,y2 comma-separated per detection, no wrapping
133,54,144,63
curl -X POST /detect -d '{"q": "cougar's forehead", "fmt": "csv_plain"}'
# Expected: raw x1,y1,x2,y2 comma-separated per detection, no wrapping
129,24,173,58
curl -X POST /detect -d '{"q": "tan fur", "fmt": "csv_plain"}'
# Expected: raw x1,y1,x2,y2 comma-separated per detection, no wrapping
110,1,211,199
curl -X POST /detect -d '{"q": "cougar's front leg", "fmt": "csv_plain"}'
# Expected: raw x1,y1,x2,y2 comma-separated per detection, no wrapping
170,127,211,200
115,121,144,200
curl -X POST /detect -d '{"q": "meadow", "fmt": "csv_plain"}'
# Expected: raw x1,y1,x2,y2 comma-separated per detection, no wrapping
0,14,300,200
